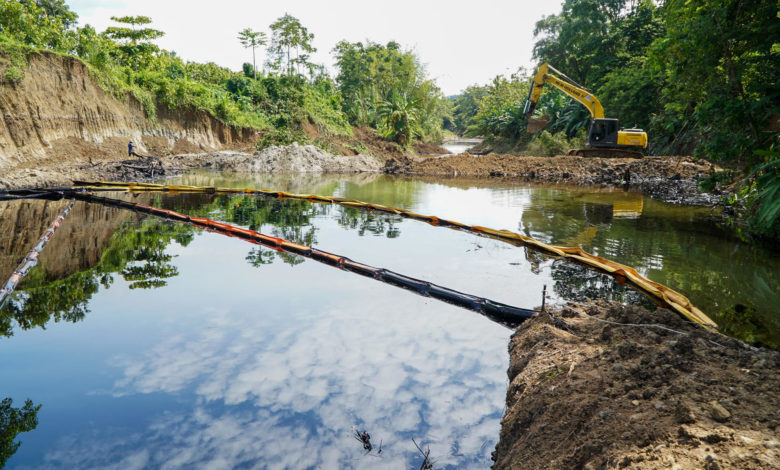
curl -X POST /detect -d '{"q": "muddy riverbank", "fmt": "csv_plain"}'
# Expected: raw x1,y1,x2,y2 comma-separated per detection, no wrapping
2,147,723,208
493,301,779,469
385,153,722,206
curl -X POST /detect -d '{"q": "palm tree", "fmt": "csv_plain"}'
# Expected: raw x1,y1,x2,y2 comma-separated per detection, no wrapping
378,92,421,147
238,28,266,81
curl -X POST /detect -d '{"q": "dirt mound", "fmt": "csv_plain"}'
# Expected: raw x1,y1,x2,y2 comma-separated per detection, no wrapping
249,144,383,173
160,145,384,174
493,301,779,469
386,153,720,205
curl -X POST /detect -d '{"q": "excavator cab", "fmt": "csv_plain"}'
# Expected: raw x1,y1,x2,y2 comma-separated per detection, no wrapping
587,119,619,147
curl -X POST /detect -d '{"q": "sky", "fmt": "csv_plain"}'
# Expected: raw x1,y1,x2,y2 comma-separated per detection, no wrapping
68,0,563,96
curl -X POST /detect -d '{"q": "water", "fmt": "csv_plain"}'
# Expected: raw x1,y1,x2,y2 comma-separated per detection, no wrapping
1,173,778,469
441,139,481,155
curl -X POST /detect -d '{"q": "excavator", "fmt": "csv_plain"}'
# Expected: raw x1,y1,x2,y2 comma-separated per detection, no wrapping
523,62,647,158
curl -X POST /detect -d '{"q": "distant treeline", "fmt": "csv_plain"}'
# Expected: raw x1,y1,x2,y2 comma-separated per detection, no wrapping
0,0,451,147
448,0,778,238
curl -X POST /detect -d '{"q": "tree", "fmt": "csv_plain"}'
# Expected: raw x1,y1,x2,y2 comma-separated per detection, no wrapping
238,27,266,81
451,85,489,135
0,0,76,51
36,0,78,29
266,14,315,76
0,398,41,467
104,15,164,69
650,0,779,165
332,40,449,141
378,92,421,147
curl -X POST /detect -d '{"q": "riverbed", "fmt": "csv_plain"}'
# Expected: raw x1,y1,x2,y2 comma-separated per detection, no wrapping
1,173,777,469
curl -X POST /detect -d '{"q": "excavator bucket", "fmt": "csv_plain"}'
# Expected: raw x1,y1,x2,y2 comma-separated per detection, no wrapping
526,114,550,134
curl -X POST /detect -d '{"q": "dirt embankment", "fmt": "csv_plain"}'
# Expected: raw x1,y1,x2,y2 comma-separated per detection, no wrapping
0,51,255,188
385,153,721,205
494,301,779,469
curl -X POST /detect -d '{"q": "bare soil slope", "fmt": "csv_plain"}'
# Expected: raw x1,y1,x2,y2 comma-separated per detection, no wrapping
0,51,254,181
494,301,779,469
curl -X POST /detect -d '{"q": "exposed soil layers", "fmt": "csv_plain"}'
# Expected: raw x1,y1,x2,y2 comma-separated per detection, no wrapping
493,301,779,469
0,51,254,185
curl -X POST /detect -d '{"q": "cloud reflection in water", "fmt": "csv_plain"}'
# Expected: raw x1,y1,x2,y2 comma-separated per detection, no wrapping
51,284,509,469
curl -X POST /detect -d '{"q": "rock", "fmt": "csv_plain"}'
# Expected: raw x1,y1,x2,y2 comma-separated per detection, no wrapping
739,435,755,445
631,400,640,406
709,401,731,422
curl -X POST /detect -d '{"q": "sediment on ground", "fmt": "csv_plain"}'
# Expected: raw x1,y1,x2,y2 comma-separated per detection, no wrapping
385,153,722,205
493,300,779,469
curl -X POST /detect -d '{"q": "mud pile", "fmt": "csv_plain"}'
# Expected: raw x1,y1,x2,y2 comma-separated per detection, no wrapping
493,301,779,469
162,144,384,174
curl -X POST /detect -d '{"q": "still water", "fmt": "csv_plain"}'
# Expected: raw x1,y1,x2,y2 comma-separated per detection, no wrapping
1,173,778,469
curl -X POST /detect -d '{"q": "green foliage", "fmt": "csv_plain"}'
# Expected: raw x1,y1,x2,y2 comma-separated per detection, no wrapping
333,40,448,142
650,0,779,166
237,27,266,81
0,0,77,51
469,75,530,140
255,128,309,150
3,64,21,81
536,89,591,137
0,398,41,467
523,129,585,157
450,85,488,135
266,14,315,77
378,92,420,147
739,150,780,237
463,0,778,240
104,15,164,69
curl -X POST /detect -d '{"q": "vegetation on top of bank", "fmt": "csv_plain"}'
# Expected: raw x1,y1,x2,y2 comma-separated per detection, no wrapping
448,0,779,239
0,0,449,148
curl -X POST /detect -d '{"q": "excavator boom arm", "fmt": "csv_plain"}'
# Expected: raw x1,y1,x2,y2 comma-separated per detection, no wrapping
523,63,605,119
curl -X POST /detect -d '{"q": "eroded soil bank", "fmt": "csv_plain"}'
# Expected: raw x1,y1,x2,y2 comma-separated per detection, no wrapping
3,148,722,209
493,301,779,469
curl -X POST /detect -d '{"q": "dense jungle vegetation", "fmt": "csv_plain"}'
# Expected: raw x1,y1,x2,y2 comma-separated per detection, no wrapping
0,0,450,147
450,0,779,238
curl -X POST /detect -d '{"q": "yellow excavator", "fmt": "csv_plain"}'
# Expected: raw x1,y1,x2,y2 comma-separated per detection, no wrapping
523,62,648,158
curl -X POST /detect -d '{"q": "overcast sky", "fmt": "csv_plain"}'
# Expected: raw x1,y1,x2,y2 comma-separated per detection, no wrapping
69,0,562,95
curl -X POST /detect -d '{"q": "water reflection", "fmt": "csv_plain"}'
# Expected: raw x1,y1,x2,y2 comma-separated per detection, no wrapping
0,398,40,467
0,207,194,338
2,178,778,347
1,175,778,469
550,260,655,309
